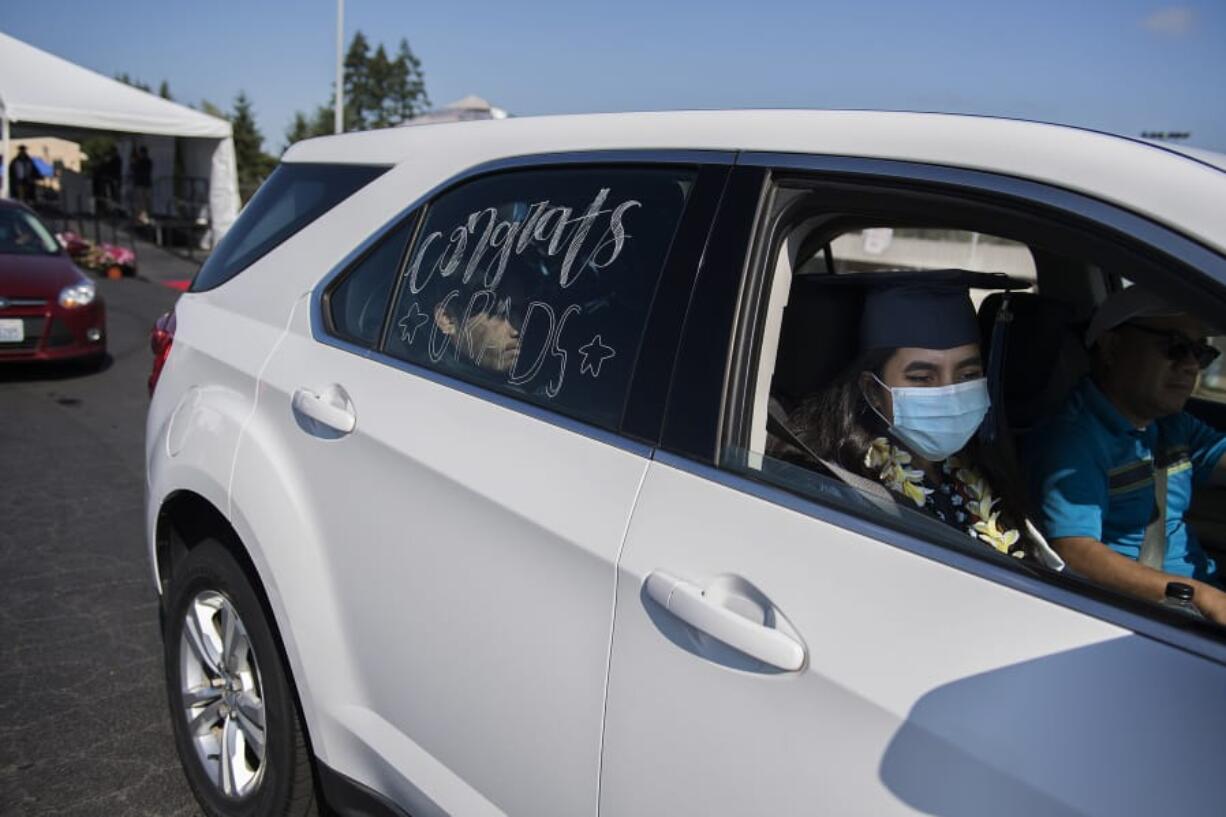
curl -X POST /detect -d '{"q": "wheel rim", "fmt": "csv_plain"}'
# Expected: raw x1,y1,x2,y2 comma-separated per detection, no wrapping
179,590,268,800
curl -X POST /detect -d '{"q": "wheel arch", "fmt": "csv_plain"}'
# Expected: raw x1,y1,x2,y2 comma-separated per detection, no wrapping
156,489,246,599
155,488,329,801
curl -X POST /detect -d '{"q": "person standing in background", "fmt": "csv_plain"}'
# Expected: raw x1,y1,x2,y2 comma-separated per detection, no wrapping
8,145,38,203
133,145,153,223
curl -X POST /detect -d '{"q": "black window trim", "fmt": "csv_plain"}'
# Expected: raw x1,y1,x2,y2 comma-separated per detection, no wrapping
659,151,1226,664
309,149,737,456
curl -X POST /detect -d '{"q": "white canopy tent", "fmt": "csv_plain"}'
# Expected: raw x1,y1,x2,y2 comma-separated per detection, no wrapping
0,31,240,240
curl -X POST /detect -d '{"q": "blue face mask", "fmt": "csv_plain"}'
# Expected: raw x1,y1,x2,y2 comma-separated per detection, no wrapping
867,375,991,462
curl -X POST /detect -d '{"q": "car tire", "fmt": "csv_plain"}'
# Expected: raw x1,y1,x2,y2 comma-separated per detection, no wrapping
162,539,318,817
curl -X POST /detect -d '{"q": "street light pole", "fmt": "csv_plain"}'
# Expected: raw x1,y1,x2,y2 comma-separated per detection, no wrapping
335,0,344,134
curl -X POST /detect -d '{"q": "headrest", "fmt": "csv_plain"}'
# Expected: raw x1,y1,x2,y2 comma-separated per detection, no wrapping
771,277,864,407
979,291,1091,430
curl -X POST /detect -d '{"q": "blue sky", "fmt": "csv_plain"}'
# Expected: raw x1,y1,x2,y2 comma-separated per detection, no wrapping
3,1,1224,153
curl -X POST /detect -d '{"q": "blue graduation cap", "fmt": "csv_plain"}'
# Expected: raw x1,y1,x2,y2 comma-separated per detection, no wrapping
815,269,1028,352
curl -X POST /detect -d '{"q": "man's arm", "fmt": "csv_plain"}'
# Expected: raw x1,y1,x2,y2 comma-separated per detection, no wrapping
1053,536,1226,624
1184,411,1226,487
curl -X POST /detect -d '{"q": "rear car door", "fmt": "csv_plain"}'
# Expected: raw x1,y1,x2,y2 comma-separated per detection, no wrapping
599,162,1226,816
231,156,729,815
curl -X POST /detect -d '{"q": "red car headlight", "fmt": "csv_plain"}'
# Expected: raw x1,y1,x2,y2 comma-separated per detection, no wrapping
58,282,97,308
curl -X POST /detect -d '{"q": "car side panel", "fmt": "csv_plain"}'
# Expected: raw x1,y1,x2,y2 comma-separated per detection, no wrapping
145,293,295,592
230,295,647,816
600,461,1226,816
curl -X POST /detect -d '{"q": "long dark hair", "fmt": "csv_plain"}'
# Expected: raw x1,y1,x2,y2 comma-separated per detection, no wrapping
775,348,1035,537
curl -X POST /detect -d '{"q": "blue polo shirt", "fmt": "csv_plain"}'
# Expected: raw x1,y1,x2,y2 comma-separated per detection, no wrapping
1026,377,1226,581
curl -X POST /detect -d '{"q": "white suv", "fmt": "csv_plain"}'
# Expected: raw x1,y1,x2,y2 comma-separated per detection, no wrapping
147,111,1226,817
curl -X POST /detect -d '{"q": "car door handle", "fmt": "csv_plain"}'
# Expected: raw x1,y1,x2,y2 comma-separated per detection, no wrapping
292,387,356,434
645,571,806,671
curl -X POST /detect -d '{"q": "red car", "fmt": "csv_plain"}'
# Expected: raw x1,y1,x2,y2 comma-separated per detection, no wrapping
0,199,106,364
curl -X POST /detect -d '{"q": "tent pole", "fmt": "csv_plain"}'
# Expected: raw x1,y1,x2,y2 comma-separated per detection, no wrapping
1,111,10,199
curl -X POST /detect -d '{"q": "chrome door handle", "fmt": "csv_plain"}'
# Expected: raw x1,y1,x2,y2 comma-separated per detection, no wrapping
645,571,806,671
292,387,356,434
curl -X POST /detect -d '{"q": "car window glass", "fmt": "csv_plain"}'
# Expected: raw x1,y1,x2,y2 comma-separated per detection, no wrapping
384,166,695,432
1194,338,1226,404
722,181,1226,634
820,226,1036,307
761,223,1040,461
1120,279,1225,406
326,214,417,347
0,208,59,255
192,163,387,292
734,208,1063,569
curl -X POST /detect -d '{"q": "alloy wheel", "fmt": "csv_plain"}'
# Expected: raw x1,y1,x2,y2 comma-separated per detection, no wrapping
178,590,268,799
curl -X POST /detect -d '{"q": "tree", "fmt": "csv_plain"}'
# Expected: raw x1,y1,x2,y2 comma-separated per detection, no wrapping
285,30,430,147
366,45,394,129
158,80,173,101
231,92,277,200
342,31,373,131
284,105,335,147
80,135,118,177
115,72,152,92
390,38,430,122
200,100,227,119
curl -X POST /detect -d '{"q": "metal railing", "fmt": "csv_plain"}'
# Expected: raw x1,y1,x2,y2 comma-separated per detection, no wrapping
31,173,216,265
36,194,135,257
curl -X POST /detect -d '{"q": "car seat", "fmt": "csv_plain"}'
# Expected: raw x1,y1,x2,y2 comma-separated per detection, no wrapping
977,291,1092,436
770,275,865,412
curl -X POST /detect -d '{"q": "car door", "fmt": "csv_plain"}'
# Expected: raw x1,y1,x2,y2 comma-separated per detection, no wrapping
231,157,728,816
598,163,1226,816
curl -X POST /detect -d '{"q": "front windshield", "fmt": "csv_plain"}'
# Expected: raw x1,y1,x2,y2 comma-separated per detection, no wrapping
0,208,60,256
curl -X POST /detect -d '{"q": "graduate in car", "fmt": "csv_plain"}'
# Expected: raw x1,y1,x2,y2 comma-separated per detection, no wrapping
773,270,1063,569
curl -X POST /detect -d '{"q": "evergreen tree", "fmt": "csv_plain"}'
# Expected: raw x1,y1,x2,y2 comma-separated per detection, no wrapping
158,80,173,101
342,31,373,131
391,38,430,122
366,45,393,128
286,30,430,146
115,73,152,93
231,92,277,200
283,106,334,148
284,112,314,147
200,100,227,119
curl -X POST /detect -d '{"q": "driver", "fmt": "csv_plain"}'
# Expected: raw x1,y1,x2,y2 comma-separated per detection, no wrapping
1026,286,1226,623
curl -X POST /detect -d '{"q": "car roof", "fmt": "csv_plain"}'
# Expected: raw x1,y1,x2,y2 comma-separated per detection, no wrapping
282,109,1226,255
1147,141,1226,173
0,198,35,212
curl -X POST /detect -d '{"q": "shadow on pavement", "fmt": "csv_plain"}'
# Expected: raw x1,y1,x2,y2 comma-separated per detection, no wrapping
0,355,112,383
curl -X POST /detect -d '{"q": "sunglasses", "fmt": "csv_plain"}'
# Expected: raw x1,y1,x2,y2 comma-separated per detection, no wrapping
1122,323,1221,370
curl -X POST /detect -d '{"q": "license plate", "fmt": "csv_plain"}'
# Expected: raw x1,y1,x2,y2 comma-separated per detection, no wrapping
0,319,24,343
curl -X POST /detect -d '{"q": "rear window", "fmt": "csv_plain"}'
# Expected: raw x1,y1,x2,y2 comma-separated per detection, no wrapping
382,165,695,431
191,163,387,292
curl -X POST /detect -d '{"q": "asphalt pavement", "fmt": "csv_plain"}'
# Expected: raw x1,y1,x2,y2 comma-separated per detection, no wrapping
0,274,201,816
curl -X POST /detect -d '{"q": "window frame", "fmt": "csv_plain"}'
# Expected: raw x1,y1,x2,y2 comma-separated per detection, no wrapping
658,152,1226,663
321,209,421,349
311,149,735,447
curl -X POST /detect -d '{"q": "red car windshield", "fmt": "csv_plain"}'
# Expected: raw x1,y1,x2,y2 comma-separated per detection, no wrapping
0,209,60,256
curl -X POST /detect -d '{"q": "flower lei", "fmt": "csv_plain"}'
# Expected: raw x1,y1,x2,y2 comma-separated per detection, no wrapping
864,437,1024,558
